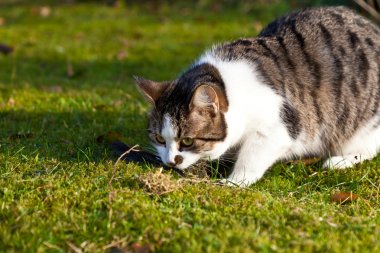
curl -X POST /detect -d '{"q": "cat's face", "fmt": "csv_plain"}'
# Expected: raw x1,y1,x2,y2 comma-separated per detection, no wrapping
148,103,227,169
136,64,229,169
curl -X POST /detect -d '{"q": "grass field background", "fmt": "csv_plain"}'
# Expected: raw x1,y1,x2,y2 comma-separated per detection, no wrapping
0,1,379,252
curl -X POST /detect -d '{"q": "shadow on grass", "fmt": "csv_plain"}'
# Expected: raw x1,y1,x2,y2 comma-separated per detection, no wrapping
0,0,118,8
0,53,178,165
0,50,189,172
0,109,148,163
0,55,177,90
260,156,380,197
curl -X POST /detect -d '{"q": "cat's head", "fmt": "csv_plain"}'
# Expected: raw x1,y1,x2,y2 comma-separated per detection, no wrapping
135,63,229,169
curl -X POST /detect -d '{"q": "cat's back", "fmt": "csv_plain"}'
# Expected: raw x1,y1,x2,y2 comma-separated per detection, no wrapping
255,6,380,149
257,6,380,71
260,6,379,40
205,6,380,150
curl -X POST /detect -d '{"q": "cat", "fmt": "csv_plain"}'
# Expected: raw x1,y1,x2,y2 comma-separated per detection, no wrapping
135,6,380,187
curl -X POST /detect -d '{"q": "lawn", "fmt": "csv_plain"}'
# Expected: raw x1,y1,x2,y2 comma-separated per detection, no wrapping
0,1,379,252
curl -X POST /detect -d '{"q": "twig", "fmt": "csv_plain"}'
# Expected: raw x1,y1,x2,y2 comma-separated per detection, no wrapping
354,0,380,21
102,236,129,250
43,242,62,251
109,144,139,190
178,177,210,184
107,145,140,229
67,242,83,253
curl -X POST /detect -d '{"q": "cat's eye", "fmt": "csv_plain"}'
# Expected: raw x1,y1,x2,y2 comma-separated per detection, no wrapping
181,137,194,147
155,134,166,145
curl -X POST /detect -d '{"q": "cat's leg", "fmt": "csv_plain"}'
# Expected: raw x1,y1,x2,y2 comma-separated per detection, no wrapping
323,122,380,169
226,129,292,187
322,154,375,169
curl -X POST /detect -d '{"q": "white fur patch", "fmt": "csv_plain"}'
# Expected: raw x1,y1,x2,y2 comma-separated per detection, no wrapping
157,114,202,168
323,116,380,169
195,53,297,186
340,116,380,156
160,114,178,164
161,114,176,142
177,151,201,169
153,51,380,185
198,53,289,154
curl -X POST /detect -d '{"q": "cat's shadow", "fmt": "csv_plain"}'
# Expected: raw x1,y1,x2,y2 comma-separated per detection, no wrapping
0,109,147,164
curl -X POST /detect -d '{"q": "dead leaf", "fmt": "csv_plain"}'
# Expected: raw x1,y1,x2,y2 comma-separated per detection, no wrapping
74,32,84,41
0,17,5,26
9,132,34,140
211,3,221,12
40,6,51,17
30,7,39,16
96,131,124,144
120,38,130,47
131,243,151,253
117,50,129,60
7,97,15,106
195,16,205,22
291,157,320,166
331,191,358,204
48,85,62,93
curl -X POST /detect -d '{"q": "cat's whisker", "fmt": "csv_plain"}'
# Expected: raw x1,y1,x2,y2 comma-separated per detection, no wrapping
143,147,159,155
218,158,235,163
215,157,236,162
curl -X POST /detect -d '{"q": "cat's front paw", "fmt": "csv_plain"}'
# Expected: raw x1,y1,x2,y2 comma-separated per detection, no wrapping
322,156,354,170
226,172,262,187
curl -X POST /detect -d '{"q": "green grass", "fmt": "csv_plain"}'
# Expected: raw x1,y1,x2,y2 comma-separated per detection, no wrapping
0,1,379,252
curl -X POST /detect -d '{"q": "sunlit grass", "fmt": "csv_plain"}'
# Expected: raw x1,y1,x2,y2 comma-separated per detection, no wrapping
0,1,379,252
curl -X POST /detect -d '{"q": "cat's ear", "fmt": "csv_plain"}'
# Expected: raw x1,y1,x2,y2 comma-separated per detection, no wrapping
134,76,170,104
190,85,220,113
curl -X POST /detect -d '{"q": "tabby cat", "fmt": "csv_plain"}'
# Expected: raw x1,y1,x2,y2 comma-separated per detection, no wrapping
136,6,380,186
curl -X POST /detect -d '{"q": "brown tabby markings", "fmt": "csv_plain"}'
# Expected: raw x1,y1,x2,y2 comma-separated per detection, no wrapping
209,6,380,155
148,63,228,153
143,7,380,161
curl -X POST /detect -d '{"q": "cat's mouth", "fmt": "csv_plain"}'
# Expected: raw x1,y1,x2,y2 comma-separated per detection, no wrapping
169,161,193,170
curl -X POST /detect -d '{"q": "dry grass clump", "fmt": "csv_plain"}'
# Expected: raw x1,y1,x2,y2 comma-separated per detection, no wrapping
137,165,212,195
138,168,183,195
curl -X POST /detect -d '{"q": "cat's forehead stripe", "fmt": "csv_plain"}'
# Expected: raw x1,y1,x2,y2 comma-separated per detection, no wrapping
161,114,177,140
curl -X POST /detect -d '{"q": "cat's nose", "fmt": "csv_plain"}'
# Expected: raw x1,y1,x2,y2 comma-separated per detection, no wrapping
167,155,183,167
175,155,183,165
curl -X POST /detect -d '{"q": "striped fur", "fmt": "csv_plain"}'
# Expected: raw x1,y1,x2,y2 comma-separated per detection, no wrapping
136,7,380,186
214,7,380,149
